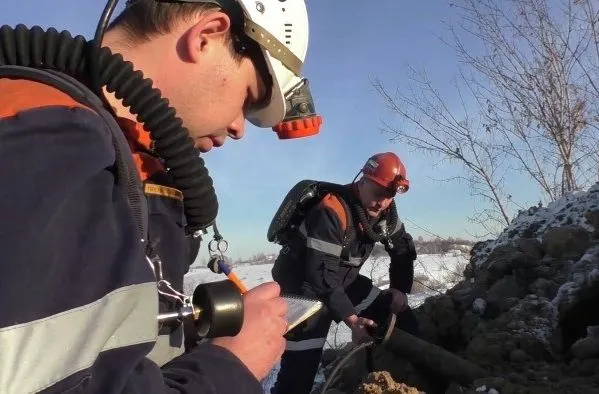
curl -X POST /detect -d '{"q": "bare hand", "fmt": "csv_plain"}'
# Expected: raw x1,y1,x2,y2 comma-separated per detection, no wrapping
211,282,288,381
346,316,377,344
384,288,408,314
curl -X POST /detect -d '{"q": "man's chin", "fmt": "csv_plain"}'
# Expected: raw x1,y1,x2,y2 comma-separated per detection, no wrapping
194,138,213,153
366,208,381,218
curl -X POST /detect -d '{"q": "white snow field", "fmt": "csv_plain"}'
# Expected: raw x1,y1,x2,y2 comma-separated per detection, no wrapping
183,252,468,393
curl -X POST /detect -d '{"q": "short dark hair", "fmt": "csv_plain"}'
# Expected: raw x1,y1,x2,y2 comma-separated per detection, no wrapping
108,1,271,92
109,0,232,46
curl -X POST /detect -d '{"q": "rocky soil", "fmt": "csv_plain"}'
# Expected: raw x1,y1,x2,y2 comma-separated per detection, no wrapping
319,183,599,394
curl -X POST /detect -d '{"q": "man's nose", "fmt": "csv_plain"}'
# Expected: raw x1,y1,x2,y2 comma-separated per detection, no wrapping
227,112,246,140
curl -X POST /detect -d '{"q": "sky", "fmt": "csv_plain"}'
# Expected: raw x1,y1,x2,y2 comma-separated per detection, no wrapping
3,0,545,261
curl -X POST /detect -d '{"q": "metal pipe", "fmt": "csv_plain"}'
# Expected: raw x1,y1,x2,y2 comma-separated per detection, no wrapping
157,305,201,323
382,328,490,386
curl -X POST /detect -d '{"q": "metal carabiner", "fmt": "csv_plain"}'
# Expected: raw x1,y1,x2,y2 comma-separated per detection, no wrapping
208,222,229,254
208,238,229,254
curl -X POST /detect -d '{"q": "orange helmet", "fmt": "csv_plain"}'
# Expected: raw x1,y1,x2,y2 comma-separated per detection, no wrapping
361,152,410,194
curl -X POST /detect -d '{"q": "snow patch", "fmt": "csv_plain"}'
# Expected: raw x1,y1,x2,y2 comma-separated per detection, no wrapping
472,298,486,316
183,253,466,393
507,295,558,344
472,184,599,266
551,244,599,311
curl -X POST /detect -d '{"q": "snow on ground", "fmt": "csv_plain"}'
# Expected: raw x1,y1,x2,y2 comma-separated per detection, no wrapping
184,253,467,299
184,252,467,393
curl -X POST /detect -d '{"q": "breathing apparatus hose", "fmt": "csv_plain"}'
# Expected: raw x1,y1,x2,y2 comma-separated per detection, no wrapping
322,183,399,244
0,23,218,234
319,341,374,394
352,199,399,243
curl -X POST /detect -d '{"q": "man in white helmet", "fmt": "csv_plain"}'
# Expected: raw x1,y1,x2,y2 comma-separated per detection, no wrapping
0,0,319,393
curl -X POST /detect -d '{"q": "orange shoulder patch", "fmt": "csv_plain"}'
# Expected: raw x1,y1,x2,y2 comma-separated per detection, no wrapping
320,193,348,231
0,79,93,118
0,78,168,183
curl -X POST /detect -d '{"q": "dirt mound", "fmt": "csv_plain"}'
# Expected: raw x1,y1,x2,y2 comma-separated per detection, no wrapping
322,184,599,394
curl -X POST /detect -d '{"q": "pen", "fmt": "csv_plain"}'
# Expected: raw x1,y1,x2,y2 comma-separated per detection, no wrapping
216,259,248,294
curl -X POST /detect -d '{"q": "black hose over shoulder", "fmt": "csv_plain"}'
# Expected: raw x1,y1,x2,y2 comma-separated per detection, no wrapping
317,182,399,243
0,24,218,233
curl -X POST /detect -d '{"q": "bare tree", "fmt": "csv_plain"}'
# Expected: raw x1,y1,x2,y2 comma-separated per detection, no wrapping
374,0,599,235
450,0,598,196
372,69,513,236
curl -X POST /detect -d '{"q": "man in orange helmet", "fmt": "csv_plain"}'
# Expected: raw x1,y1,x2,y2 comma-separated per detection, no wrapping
268,152,420,394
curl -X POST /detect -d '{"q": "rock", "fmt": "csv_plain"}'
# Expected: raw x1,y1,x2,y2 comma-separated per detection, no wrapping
479,296,557,362
535,265,556,278
503,297,520,310
471,298,486,316
444,382,466,394
545,365,562,381
553,249,599,353
571,331,599,359
482,245,520,279
509,348,528,362
413,310,438,344
569,357,581,371
461,311,482,343
578,358,599,376
485,276,526,316
503,341,517,355
529,278,557,298
588,325,599,337
464,333,505,367
449,281,477,312
353,371,421,394
499,381,523,394
431,295,460,339
471,240,493,258
472,376,506,390
542,225,590,261
514,238,544,261
584,210,599,237
528,386,551,394
477,243,541,292
463,263,476,280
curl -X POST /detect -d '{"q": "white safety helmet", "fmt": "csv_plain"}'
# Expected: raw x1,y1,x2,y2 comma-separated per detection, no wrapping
155,0,323,139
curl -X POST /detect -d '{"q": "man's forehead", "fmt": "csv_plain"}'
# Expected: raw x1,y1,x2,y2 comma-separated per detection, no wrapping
364,178,394,195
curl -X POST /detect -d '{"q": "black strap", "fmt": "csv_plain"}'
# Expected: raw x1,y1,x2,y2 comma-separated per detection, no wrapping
335,196,355,261
0,65,149,250
317,182,395,262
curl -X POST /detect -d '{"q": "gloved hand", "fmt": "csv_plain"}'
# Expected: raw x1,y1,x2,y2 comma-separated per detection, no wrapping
383,288,408,314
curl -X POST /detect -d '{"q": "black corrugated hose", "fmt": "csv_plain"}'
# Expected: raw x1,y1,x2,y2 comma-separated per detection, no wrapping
0,23,218,235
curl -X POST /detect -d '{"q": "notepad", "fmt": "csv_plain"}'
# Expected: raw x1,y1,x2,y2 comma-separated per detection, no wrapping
283,294,323,333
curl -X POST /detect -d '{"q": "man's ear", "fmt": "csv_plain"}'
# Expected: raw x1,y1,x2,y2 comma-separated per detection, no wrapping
185,10,232,63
